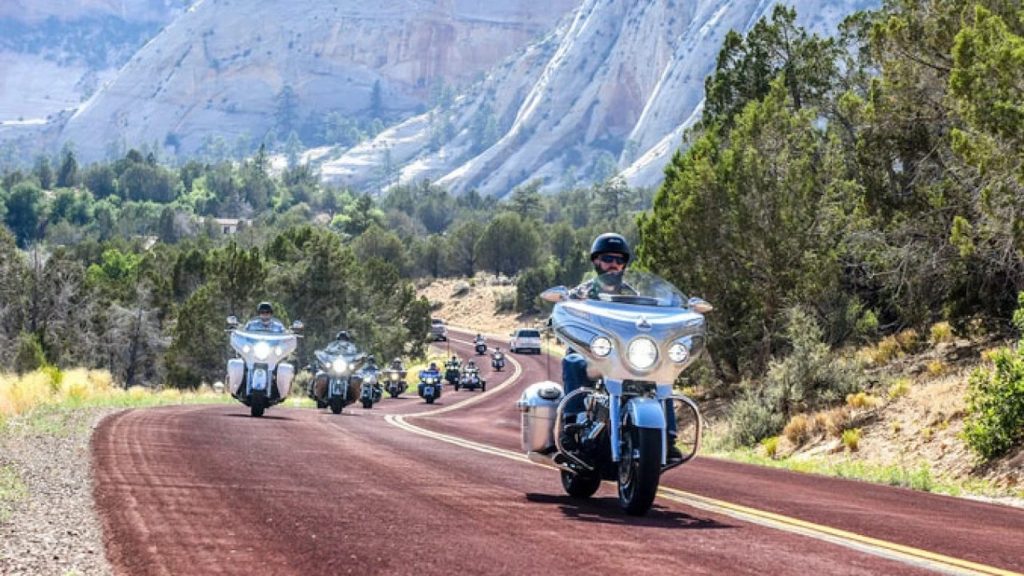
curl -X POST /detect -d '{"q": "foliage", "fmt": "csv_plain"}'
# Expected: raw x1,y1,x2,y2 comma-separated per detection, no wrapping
963,293,1024,459
13,333,45,375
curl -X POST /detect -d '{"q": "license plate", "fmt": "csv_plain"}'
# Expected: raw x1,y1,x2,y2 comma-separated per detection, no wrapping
251,369,268,391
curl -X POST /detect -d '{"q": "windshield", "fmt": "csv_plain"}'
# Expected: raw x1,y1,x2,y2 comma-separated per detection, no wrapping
582,271,688,308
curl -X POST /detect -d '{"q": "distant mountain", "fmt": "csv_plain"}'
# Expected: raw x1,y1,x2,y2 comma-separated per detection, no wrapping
320,0,879,196
53,0,579,163
0,1,187,126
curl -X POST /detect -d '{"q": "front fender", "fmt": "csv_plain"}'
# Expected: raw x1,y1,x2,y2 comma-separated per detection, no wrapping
626,397,666,430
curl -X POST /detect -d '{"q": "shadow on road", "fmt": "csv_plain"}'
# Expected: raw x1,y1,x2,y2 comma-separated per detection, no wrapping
222,413,295,421
525,493,732,529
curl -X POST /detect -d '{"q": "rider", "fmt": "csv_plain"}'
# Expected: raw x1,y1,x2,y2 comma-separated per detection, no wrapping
561,233,682,462
389,357,405,371
245,302,285,333
325,330,359,356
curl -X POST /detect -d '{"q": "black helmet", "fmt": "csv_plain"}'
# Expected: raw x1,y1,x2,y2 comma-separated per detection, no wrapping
429,362,438,370
257,301,273,314
335,330,351,341
589,233,631,263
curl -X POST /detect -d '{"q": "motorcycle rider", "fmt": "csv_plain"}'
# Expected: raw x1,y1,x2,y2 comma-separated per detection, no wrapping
245,302,286,333
561,233,682,462
389,357,405,371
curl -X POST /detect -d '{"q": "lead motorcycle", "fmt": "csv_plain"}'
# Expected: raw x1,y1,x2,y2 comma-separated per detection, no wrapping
225,316,303,417
516,271,711,515
310,342,365,414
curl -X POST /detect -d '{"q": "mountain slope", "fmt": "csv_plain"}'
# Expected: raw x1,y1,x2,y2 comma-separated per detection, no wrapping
321,0,879,196
56,0,579,162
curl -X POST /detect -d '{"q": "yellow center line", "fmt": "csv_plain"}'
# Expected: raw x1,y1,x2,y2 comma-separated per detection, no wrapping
386,409,1019,576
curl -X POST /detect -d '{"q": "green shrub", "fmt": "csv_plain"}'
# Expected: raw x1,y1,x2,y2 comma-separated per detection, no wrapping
841,428,861,451
761,436,780,459
963,346,1024,459
726,387,785,447
929,322,954,344
13,333,45,375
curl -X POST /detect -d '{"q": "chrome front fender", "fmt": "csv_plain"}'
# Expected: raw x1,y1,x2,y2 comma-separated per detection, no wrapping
626,397,667,430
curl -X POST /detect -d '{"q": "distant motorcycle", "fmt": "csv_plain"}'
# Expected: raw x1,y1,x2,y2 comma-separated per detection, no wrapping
418,368,443,404
474,337,487,355
444,361,461,387
225,317,302,417
382,368,408,398
310,344,365,414
456,365,486,392
491,350,506,372
354,361,383,409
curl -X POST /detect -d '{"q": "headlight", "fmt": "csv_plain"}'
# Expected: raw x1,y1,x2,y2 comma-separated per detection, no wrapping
253,341,271,361
243,345,252,354
590,336,612,357
332,359,348,373
668,342,690,363
627,337,658,370
390,373,399,381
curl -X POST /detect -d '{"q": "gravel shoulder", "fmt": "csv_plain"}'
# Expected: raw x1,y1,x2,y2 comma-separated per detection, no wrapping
0,408,118,576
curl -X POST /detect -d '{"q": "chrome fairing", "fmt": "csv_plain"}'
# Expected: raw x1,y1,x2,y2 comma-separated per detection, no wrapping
229,330,299,372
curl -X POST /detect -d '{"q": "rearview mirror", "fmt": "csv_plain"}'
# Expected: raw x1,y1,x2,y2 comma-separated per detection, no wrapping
291,320,305,331
226,315,238,327
541,286,569,303
688,297,714,314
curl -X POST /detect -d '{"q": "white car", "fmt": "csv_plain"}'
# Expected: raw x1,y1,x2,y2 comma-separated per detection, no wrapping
509,328,542,354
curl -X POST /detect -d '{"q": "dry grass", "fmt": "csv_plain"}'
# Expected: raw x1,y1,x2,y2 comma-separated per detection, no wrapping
822,406,852,438
895,329,920,352
887,378,911,400
761,436,780,459
783,414,811,445
929,322,954,344
846,392,882,409
926,359,947,377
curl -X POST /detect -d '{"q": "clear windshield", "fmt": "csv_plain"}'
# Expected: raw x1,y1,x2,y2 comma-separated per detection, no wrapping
582,270,688,307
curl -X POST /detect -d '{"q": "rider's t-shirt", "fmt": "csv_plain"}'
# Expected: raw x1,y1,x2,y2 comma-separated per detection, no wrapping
244,318,286,333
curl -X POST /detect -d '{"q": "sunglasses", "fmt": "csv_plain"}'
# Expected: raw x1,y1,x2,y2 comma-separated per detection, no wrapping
597,254,627,265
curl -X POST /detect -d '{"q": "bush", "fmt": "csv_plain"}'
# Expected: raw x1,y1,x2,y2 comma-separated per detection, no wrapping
841,428,861,451
963,345,1024,460
761,436,780,459
846,392,881,409
926,359,947,377
13,333,45,375
726,387,785,447
895,329,920,353
929,322,954,344
783,414,810,445
887,378,911,400
494,290,515,313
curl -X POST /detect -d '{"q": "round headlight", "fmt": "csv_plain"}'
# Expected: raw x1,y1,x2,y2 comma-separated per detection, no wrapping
242,345,252,354
253,341,271,361
591,336,613,357
627,337,658,370
333,359,348,373
669,343,690,363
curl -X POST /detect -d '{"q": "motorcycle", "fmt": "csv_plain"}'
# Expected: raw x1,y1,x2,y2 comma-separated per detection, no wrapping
455,365,486,392
444,362,461,387
516,271,711,515
225,316,302,417
382,367,408,398
474,338,487,355
491,350,505,372
353,363,383,409
417,369,443,404
310,343,365,414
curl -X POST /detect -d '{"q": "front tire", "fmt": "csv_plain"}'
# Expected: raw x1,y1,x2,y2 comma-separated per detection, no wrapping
426,397,435,405
618,425,662,516
250,391,266,417
561,470,601,499
329,398,344,414
362,398,373,409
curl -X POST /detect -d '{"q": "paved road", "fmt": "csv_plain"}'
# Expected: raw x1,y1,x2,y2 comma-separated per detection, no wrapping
91,330,1024,575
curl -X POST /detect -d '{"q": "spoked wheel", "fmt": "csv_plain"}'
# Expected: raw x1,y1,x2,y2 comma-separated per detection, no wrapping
329,398,344,414
250,391,266,418
561,470,601,499
617,423,662,515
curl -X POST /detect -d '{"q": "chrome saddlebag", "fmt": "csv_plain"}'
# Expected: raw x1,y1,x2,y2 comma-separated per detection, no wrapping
516,381,564,453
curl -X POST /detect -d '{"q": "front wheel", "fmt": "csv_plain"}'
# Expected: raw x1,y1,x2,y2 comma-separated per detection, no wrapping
362,398,373,409
426,397,435,405
561,470,601,499
618,426,662,516
329,398,344,414
250,391,266,417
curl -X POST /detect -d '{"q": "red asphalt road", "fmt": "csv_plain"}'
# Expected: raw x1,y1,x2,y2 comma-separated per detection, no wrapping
91,329,1024,575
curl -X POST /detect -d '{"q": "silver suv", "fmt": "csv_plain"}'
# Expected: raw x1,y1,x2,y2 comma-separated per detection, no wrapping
509,328,542,354
430,318,448,341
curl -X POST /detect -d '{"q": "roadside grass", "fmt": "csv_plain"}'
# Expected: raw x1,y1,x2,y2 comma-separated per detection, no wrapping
0,367,234,437
706,446,1024,500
